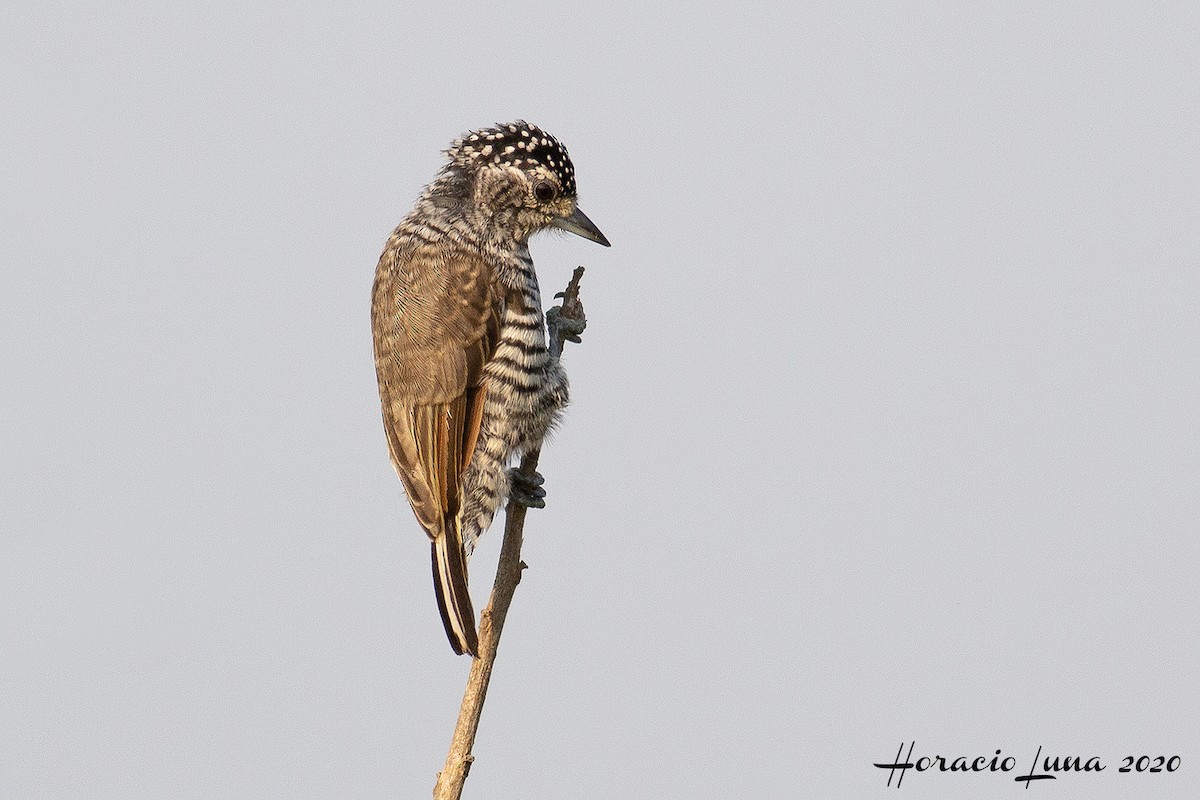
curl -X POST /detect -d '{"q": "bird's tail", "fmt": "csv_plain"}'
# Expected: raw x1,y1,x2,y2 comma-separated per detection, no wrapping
431,533,478,656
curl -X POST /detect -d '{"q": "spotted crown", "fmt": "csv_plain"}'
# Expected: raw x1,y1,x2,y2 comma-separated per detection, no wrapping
447,120,578,198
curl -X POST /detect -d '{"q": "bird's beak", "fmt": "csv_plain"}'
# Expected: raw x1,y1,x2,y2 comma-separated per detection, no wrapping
551,207,611,247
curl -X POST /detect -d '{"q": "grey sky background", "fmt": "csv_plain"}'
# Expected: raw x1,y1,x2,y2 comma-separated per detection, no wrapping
2,3,1197,798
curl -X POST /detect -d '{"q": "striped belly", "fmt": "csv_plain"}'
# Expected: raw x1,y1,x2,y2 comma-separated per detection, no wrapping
483,299,568,463
458,301,567,553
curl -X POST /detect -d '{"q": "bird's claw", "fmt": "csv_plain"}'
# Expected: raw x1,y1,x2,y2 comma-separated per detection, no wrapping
546,305,586,346
509,468,547,509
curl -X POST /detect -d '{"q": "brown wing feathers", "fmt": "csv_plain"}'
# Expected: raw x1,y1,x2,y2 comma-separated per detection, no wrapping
373,245,499,655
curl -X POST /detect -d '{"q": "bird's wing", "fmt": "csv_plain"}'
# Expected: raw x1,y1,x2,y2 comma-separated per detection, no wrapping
372,240,502,540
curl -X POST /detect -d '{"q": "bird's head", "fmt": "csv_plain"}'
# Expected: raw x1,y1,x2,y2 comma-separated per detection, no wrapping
439,121,610,247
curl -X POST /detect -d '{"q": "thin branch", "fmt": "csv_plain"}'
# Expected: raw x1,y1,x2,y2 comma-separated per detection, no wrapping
433,267,587,800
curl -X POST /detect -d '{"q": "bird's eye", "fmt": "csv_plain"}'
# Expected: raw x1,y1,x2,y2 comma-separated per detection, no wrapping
534,181,556,202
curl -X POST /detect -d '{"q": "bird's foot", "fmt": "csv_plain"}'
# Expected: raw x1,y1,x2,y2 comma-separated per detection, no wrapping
546,302,586,352
508,468,547,509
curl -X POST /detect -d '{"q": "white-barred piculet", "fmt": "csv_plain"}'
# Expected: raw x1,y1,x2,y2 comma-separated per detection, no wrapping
372,121,609,655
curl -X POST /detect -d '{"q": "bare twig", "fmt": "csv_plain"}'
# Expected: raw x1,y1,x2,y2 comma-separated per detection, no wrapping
432,267,586,800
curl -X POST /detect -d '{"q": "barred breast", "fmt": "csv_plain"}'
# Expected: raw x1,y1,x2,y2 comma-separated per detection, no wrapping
457,249,567,553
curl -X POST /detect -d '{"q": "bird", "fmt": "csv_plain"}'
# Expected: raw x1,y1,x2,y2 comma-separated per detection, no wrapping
372,121,609,656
